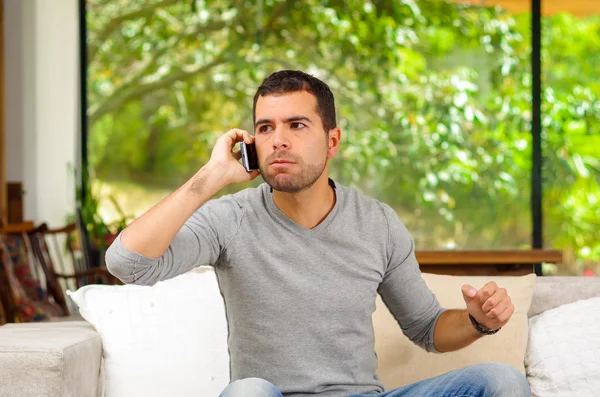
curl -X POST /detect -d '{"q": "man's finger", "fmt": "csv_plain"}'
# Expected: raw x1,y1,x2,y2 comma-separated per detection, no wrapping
223,128,250,144
243,131,254,144
462,284,478,302
478,281,498,304
484,299,510,320
486,303,514,327
232,149,242,160
481,288,507,312
498,305,515,326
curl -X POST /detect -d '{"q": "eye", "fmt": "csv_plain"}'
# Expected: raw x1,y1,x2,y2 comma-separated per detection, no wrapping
258,125,272,133
290,122,306,129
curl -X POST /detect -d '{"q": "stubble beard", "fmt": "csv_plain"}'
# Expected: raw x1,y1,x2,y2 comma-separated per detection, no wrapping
261,154,328,193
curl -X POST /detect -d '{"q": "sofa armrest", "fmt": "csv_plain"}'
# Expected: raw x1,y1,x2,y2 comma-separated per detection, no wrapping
0,321,102,397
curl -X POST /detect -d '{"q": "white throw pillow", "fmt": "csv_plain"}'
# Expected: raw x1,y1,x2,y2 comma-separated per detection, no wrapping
525,296,600,397
67,267,229,397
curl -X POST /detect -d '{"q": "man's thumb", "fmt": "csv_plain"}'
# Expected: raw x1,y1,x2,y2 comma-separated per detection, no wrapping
462,284,478,303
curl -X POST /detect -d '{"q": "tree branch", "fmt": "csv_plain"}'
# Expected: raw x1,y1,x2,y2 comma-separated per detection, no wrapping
102,17,229,108
88,55,227,123
88,12,234,124
88,0,181,62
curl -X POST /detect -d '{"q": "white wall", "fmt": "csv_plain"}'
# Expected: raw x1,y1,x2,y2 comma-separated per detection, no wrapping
4,0,33,185
3,0,78,227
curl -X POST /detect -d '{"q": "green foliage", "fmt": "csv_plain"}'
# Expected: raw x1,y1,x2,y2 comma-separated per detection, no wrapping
69,163,134,248
86,0,600,273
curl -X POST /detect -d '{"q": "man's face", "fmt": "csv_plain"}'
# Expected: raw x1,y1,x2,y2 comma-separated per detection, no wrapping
254,91,335,193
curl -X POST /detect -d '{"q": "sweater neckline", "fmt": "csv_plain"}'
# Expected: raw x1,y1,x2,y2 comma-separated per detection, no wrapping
264,179,341,236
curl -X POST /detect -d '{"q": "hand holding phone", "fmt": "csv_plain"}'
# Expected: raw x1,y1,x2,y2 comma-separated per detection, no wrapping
206,129,260,186
240,141,259,172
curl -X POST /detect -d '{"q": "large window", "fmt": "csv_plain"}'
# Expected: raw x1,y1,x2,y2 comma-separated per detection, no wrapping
84,0,598,275
541,2,600,275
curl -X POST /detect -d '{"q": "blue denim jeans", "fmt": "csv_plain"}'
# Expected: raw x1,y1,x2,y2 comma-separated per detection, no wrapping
219,363,531,397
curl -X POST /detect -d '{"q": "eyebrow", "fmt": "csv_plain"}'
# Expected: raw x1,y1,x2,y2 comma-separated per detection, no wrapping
255,116,313,128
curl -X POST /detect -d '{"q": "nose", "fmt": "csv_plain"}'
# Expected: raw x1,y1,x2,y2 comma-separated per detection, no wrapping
272,126,291,151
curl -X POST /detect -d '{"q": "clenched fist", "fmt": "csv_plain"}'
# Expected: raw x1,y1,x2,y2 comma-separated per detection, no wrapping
462,282,514,331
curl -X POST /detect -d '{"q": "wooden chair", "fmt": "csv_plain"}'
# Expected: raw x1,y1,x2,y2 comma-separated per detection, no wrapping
0,222,120,323
0,223,39,323
0,243,17,324
0,297,7,325
29,223,121,313
0,223,63,322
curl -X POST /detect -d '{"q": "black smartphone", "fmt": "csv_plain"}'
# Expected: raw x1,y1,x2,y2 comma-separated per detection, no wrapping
240,141,259,172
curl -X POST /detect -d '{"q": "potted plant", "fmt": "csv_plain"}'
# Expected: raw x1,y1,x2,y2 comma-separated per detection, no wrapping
68,164,133,268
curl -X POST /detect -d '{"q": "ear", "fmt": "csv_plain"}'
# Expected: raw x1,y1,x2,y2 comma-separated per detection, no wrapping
327,127,342,159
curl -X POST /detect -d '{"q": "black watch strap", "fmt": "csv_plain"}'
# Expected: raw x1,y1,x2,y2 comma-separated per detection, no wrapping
469,314,501,335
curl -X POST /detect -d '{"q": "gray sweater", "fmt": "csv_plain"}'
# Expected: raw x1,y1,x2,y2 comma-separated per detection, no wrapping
106,180,445,397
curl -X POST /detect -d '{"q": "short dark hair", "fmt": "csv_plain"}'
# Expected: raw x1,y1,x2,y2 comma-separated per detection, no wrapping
253,70,337,132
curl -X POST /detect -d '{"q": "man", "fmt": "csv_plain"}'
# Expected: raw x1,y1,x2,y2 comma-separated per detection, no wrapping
106,70,530,397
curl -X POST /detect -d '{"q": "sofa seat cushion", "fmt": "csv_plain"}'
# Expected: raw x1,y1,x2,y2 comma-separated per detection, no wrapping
0,321,102,397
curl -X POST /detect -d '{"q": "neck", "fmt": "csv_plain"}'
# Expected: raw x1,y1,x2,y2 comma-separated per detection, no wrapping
272,172,336,229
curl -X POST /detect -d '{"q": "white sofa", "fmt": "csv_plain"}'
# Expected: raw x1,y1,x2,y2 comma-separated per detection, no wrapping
0,275,599,397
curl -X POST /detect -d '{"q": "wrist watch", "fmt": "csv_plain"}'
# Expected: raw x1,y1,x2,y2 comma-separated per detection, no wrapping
469,314,501,335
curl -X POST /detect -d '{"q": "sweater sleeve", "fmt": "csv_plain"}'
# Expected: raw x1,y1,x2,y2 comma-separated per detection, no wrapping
377,204,446,353
105,195,243,286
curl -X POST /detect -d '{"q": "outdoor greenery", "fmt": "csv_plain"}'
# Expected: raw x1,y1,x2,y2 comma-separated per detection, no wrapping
86,0,600,274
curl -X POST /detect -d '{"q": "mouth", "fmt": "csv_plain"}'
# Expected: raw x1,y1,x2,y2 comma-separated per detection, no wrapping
270,159,295,165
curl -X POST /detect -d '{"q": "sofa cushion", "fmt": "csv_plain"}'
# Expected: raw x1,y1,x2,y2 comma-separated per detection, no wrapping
373,273,536,389
67,267,229,397
525,296,600,397
0,321,102,397
529,276,600,317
